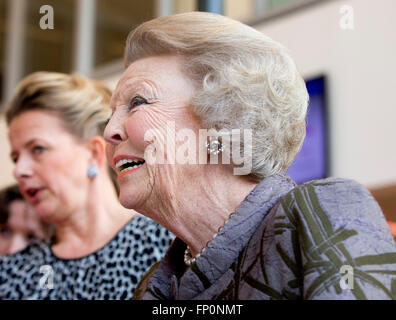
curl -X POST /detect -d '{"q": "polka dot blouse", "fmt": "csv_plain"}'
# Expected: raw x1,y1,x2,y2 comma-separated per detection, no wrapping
0,215,174,299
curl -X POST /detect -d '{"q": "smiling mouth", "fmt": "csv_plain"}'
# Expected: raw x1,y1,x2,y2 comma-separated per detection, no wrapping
115,158,146,174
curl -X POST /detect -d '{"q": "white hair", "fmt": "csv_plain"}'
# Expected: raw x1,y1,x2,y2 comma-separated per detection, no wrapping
124,12,309,180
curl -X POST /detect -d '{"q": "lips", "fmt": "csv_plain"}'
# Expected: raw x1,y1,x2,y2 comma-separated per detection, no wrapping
113,155,145,167
113,155,146,178
24,187,45,204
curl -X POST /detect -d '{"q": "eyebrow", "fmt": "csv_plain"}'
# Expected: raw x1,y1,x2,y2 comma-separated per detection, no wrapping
116,78,157,103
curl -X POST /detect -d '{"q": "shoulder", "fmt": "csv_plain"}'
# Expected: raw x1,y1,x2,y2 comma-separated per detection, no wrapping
114,214,174,257
121,214,174,243
276,177,394,243
1,239,49,266
0,240,50,299
281,177,375,207
264,177,396,299
283,177,374,204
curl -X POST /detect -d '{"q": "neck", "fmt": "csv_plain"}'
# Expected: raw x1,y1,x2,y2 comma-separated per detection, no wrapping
52,173,134,259
141,165,258,258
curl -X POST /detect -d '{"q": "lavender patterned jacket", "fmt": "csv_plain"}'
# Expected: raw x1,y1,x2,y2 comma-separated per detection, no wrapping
134,174,396,300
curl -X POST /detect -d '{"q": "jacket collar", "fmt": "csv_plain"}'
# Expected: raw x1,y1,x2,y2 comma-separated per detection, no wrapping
143,174,296,299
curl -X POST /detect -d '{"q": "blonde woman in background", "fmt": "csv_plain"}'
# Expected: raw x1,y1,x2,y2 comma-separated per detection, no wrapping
0,72,174,299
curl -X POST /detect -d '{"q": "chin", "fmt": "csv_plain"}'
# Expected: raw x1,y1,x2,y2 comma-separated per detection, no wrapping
119,191,138,210
119,187,147,211
33,202,58,223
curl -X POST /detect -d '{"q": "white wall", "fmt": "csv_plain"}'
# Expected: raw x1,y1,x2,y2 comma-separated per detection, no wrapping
1,0,395,189
0,116,14,186
254,0,396,188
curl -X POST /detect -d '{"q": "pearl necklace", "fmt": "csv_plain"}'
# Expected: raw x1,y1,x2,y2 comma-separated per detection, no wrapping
183,211,235,266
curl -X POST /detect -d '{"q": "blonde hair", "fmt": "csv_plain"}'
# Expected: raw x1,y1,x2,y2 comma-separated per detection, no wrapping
6,71,111,140
125,12,309,180
5,72,118,192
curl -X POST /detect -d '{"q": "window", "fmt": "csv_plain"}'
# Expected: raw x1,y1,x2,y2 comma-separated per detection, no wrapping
266,0,307,10
0,0,6,101
95,0,155,68
0,0,324,105
24,0,75,75
225,0,320,22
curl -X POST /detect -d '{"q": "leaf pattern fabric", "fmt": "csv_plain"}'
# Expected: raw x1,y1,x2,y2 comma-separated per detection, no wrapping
133,175,396,300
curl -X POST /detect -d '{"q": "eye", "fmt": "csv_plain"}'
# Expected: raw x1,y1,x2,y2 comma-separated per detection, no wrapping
32,145,45,155
129,96,148,110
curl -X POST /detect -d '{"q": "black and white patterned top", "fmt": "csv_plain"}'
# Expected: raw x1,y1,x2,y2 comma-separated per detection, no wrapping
0,215,174,300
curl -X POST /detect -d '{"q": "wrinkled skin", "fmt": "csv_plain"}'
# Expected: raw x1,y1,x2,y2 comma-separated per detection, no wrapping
105,55,203,224
105,55,257,255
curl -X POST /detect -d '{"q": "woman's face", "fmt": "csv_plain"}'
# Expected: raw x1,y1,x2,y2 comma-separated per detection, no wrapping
8,110,92,222
104,55,200,214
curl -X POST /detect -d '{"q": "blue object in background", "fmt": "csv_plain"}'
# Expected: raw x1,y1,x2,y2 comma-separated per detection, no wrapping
286,76,328,184
198,0,223,14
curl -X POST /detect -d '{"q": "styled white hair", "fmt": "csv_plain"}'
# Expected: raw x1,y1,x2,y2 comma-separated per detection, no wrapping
124,12,309,180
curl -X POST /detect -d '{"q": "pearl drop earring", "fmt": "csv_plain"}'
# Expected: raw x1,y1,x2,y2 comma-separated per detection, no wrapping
87,165,98,178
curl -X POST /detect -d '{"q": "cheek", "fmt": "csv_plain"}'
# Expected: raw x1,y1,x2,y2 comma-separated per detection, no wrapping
125,107,201,168
43,152,88,193
125,115,147,151
125,108,173,152
106,143,115,165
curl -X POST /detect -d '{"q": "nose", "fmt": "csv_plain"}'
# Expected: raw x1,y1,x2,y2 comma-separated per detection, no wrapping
13,155,34,181
104,112,126,145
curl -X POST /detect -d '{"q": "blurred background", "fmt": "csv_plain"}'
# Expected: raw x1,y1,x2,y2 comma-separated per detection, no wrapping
0,0,395,228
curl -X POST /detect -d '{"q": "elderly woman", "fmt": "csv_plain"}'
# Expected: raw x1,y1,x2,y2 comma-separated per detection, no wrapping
105,12,396,300
0,72,174,299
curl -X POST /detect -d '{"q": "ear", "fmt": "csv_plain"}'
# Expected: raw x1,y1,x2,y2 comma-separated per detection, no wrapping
87,136,106,168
